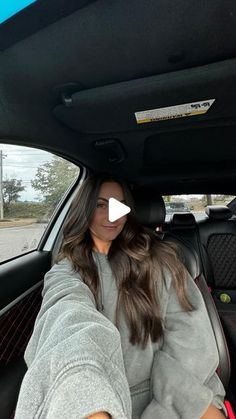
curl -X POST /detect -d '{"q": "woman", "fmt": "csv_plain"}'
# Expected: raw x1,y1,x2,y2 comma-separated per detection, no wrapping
15,174,226,419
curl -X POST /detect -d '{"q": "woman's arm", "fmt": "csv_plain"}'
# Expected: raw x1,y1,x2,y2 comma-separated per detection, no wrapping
87,413,111,419
15,259,131,419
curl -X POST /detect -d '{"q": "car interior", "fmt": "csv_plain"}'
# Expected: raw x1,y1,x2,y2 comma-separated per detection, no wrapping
0,1,236,418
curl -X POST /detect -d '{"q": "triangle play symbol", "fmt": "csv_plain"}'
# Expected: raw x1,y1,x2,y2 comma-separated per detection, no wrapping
108,197,131,222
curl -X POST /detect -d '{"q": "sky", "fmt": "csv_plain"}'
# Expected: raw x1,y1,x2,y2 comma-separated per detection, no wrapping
0,0,37,24
0,143,52,201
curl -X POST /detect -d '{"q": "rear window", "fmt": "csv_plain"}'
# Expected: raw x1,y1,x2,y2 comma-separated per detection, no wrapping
163,195,236,221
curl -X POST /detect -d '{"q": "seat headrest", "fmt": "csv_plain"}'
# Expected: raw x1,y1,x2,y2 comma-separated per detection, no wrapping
170,213,196,230
205,205,232,220
134,192,166,228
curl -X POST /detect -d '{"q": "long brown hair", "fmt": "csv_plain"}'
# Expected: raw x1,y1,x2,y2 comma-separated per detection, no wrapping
59,174,194,348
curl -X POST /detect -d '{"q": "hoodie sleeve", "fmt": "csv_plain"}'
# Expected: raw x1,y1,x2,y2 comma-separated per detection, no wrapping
14,259,132,419
141,271,226,419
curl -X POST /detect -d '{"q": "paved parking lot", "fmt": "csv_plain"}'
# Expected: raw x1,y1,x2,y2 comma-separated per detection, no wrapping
0,223,47,263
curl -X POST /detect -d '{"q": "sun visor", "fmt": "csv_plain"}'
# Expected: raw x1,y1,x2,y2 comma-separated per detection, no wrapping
53,59,236,134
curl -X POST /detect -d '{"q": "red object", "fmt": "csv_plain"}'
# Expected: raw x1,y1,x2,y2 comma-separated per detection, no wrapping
224,400,236,419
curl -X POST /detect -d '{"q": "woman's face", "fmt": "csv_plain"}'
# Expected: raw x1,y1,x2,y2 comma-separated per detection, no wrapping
89,181,127,249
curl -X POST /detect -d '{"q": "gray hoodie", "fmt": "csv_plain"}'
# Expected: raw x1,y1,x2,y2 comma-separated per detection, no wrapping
15,253,225,419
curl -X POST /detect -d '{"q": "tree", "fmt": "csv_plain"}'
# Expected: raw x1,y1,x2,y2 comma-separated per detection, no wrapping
3,178,25,211
31,156,79,208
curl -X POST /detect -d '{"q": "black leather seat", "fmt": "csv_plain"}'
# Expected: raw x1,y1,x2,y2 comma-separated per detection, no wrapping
198,206,236,308
198,206,236,399
135,194,231,390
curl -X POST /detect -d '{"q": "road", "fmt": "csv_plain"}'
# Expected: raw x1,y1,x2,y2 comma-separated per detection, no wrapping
0,223,47,263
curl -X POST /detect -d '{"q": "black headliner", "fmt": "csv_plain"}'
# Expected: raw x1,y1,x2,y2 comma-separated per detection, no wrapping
1,0,236,193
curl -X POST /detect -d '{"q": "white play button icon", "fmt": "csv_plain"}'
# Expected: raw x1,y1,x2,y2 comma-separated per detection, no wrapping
108,198,131,222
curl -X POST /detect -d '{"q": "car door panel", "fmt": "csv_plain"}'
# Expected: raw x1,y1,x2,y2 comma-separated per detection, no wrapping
0,251,51,419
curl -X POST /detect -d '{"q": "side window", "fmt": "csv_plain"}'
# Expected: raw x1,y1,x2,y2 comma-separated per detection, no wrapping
0,144,80,263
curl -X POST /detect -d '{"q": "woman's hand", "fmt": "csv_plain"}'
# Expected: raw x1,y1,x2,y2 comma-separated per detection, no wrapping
201,404,226,419
87,412,111,419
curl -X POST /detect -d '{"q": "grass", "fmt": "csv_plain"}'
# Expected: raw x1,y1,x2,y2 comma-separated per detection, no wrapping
0,218,37,228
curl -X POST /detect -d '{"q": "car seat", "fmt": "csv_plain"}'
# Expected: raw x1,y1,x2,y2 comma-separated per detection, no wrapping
134,193,234,416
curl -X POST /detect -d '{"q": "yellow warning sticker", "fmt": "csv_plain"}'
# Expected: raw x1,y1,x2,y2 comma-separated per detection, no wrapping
135,99,215,124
